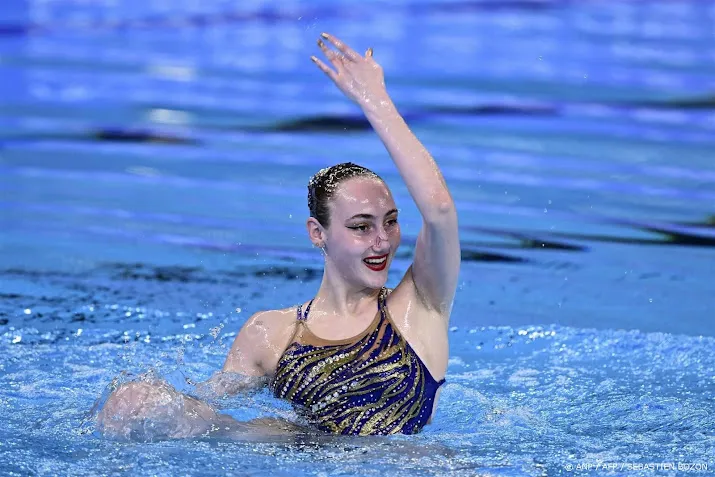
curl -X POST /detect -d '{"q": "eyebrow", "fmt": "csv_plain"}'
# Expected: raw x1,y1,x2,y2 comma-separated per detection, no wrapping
347,209,399,221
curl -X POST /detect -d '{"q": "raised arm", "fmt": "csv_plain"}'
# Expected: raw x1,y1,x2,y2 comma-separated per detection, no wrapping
312,33,460,315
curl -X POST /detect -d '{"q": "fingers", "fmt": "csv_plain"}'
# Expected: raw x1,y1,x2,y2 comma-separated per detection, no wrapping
311,55,338,82
320,32,360,62
317,38,344,68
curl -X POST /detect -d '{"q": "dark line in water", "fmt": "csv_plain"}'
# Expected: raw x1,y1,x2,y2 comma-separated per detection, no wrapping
677,216,715,228
640,228,715,248
0,293,24,300
4,217,534,265
266,115,373,133
262,104,560,133
424,104,560,116
93,129,200,145
0,248,524,297
550,231,715,248
2,131,201,145
0,103,561,143
634,95,715,110
462,219,715,249
461,250,529,263
463,227,587,252
6,94,715,146
0,262,323,286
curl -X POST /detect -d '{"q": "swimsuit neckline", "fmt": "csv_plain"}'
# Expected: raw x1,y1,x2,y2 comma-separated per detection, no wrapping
298,308,383,346
296,288,385,346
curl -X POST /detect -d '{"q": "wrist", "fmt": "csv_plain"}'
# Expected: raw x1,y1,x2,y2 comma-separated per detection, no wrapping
360,93,396,118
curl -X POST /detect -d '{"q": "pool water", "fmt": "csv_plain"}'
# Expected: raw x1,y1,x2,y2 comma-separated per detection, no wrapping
1,0,714,475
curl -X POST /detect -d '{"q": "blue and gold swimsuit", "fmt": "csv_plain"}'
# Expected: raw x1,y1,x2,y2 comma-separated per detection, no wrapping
271,288,445,435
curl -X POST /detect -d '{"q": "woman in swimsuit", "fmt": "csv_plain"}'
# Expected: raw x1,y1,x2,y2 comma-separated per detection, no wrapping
97,33,460,439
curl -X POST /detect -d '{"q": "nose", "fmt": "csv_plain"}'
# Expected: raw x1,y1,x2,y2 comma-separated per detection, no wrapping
374,227,389,249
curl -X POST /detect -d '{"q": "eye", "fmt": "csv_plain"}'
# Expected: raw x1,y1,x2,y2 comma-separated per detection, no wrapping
349,224,370,232
386,218,398,226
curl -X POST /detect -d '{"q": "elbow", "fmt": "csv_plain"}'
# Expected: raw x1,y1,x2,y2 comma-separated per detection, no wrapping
430,189,455,214
425,199,456,223
435,200,455,216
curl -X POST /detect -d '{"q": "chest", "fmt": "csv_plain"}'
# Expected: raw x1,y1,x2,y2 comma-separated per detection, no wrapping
271,325,442,435
272,320,404,404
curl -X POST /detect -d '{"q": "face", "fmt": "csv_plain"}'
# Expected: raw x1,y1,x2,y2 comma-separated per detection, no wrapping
320,176,401,288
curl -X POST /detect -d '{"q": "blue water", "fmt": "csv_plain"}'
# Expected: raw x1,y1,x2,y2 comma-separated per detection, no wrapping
1,0,714,475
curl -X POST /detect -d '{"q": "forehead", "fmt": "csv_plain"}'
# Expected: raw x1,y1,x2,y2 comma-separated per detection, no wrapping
331,177,395,217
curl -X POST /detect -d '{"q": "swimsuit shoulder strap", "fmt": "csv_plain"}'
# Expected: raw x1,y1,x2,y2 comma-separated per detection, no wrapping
378,287,390,309
297,298,314,322
377,287,393,321
281,298,315,349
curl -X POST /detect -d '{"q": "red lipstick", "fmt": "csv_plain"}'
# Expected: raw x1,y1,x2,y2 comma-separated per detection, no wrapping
363,253,388,271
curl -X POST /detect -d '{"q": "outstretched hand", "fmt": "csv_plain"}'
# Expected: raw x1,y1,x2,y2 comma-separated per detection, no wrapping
311,32,390,110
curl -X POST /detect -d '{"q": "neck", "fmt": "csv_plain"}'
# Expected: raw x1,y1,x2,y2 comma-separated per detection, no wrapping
312,265,382,319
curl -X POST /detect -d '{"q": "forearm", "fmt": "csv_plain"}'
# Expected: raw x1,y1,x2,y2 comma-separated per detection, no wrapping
96,379,294,440
97,380,223,440
194,371,268,403
362,96,454,220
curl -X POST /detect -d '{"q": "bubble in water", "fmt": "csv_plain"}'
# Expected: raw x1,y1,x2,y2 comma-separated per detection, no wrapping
210,324,224,339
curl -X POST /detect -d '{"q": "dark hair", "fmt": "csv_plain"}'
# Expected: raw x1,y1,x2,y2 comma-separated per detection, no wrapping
308,162,382,228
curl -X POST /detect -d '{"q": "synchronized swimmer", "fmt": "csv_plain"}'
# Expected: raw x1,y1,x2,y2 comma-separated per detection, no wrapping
97,32,460,438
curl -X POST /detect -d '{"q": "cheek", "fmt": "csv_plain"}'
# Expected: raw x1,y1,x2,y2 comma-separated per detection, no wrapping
390,225,401,243
336,233,367,255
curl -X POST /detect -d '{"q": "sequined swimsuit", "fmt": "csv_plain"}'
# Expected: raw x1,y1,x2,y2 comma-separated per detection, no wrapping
271,288,446,435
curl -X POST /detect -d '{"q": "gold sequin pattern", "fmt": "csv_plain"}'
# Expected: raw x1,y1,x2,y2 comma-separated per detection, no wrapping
270,288,445,435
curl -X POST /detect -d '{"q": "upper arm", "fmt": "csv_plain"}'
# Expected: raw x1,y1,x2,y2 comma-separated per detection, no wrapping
409,205,460,315
222,308,296,376
222,311,276,376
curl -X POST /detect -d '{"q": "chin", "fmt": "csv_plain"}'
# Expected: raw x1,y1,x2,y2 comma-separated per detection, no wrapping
362,270,389,289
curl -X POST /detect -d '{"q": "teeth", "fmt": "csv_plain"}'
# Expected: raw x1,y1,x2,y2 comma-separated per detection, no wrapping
364,257,387,265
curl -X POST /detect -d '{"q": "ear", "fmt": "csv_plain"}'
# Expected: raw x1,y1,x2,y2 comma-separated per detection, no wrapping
306,217,326,247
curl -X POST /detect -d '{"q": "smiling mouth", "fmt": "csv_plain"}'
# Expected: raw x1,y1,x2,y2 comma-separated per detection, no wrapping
363,254,388,271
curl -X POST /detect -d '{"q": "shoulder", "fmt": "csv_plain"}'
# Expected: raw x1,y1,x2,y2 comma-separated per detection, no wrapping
238,306,300,348
243,307,297,332
230,305,302,375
